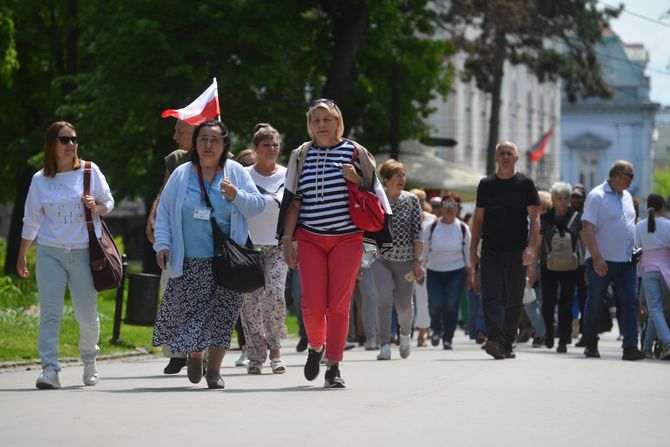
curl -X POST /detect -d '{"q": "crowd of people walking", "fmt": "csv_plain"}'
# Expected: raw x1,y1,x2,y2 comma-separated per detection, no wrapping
17,106,670,390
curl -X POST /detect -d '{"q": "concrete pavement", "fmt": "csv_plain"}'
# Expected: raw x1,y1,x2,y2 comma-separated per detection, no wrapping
0,330,668,447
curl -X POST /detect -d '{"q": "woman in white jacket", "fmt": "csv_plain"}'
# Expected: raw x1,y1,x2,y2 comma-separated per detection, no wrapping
152,120,265,389
18,121,114,389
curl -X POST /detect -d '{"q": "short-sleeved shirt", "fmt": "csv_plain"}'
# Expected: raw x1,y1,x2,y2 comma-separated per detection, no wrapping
476,173,540,251
581,180,635,262
165,149,191,175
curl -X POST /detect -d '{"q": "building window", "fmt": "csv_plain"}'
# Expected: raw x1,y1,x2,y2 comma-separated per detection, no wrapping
578,151,599,192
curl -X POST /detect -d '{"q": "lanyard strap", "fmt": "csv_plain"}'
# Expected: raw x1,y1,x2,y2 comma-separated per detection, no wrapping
196,164,223,208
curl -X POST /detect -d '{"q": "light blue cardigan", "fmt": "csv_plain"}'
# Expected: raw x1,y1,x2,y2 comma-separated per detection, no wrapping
153,160,265,278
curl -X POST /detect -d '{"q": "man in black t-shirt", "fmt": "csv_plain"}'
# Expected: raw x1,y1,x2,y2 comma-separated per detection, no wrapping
470,141,541,359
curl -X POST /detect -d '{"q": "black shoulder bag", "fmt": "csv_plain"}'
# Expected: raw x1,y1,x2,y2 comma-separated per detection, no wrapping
197,164,265,293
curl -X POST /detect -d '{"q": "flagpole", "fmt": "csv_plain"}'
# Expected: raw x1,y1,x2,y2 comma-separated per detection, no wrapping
213,77,221,123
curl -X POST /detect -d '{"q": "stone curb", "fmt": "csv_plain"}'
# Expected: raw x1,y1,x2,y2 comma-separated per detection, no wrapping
0,348,152,371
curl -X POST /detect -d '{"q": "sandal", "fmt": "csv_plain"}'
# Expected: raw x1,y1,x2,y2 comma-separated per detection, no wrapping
247,361,262,375
270,358,286,374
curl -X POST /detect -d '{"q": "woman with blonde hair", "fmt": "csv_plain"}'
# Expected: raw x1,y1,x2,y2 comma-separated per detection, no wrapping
277,99,389,387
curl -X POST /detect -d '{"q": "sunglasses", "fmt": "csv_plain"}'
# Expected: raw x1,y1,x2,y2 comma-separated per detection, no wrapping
310,98,335,108
620,172,634,179
442,201,459,209
57,136,79,145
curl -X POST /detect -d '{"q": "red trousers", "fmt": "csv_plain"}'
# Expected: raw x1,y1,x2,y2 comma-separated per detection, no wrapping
295,228,363,363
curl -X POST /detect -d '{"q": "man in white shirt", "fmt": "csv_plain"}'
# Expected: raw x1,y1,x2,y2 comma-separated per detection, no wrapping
581,160,645,360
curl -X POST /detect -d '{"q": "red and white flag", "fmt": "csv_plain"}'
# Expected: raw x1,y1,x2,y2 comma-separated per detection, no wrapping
161,78,220,124
527,129,553,163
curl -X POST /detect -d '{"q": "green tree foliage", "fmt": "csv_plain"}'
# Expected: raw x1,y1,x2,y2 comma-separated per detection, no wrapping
653,169,670,200
445,0,621,174
0,0,454,272
0,2,19,87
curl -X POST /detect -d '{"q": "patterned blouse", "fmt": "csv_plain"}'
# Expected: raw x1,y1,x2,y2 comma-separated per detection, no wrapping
381,190,423,262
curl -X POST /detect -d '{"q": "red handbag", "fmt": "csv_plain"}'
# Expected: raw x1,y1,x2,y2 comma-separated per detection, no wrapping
347,146,385,232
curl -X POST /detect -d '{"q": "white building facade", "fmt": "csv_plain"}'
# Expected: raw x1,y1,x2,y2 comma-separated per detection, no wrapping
427,52,561,189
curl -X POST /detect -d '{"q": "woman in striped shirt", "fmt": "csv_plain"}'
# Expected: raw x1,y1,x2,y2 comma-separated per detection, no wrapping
277,99,388,388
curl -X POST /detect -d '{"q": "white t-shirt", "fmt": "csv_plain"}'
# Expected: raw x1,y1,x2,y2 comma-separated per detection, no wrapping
423,218,471,272
21,161,114,249
246,164,287,245
635,216,670,251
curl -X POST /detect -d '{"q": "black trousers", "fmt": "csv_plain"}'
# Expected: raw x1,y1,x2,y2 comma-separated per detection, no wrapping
480,248,526,346
541,266,578,345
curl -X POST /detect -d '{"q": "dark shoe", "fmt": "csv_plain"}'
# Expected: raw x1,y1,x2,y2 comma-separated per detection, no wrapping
430,333,440,347
443,340,453,350
205,373,225,389
556,344,567,353
296,336,308,353
575,338,586,347
583,338,600,358
516,328,533,343
545,337,555,349
324,363,346,388
622,347,645,361
475,332,487,345
163,357,187,374
304,347,324,381
531,336,544,348
504,349,516,359
187,356,203,384
483,340,506,359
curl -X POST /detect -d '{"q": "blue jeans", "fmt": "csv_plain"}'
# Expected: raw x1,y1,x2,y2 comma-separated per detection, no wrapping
642,271,670,346
36,244,100,372
426,268,466,342
467,288,486,338
583,258,639,348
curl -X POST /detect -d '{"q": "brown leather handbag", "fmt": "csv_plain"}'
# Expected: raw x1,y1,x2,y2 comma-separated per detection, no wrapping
83,161,122,291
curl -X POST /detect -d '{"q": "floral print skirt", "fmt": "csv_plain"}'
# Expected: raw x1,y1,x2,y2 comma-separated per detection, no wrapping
153,257,242,353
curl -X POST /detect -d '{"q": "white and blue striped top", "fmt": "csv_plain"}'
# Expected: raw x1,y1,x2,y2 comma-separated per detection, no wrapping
296,140,363,235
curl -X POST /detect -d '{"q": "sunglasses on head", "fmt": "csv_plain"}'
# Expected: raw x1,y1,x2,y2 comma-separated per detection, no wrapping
310,98,335,108
57,136,79,145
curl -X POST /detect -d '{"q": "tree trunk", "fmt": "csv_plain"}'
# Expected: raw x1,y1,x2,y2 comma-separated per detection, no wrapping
389,61,403,160
4,169,33,275
320,2,369,135
485,33,506,175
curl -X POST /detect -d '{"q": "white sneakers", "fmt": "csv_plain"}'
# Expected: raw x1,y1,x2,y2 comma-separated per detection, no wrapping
235,350,249,367
377,344,391,360
83,361,99,386
36,369,61,389
399,334,411,359
36,362,100,389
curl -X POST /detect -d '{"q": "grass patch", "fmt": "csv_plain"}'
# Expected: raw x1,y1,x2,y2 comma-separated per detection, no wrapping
0,238,298,363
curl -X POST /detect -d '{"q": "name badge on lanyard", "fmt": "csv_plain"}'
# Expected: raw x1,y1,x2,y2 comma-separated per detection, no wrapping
193,207,212,220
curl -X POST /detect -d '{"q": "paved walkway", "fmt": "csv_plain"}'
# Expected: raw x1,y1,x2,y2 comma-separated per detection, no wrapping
1,331,668,447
